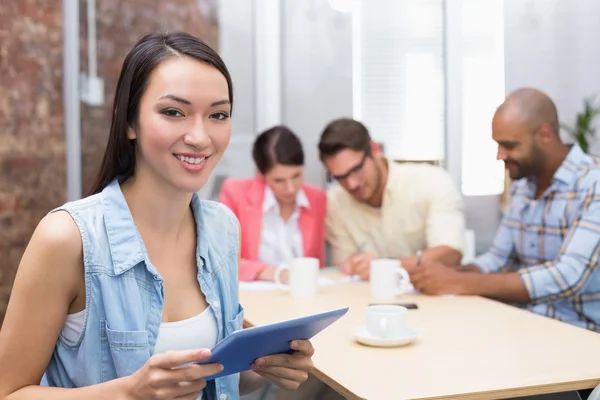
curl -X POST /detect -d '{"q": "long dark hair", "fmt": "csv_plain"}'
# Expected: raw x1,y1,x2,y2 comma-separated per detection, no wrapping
89,31,234,195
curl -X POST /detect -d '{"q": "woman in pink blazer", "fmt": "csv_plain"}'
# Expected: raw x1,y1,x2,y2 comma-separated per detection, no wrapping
219,126,326,282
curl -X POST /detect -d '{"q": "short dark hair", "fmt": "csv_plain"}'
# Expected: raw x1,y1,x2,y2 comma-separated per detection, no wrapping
89,31,233,195
318,118,371,160
252,126,304,174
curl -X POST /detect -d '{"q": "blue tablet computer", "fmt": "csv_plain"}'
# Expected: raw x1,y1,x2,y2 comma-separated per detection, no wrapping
199,307,349,380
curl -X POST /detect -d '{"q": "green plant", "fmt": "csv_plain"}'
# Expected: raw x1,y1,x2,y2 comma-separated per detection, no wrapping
562,96,600,154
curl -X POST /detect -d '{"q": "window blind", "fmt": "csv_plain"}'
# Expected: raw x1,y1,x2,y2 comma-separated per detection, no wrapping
353,0,445,161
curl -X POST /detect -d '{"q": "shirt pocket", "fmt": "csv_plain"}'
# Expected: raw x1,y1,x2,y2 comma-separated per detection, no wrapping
101,320,150,382
225,304,245,335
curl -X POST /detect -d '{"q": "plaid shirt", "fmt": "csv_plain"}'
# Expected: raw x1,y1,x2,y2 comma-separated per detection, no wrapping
473,145,600,331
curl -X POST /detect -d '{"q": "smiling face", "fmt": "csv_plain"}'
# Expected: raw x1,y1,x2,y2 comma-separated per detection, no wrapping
127,56,232,193
492,111,544,180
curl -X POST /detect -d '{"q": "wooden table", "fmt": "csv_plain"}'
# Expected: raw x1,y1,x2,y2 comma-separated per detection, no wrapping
239,272,600,400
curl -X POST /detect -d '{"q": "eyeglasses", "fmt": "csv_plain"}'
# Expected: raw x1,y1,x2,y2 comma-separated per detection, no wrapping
330,151,370,182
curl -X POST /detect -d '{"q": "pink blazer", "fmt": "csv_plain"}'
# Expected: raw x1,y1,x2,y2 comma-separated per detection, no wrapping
219,176,327,281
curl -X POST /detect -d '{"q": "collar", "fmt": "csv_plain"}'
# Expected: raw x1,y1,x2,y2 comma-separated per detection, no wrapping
521,144,588,198
102,178,208,276
382,158,400,199
552,144,586,185
262,185,310,213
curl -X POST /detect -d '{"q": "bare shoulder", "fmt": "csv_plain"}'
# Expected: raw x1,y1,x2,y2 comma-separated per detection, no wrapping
24,210,83,281
33,210,82,252
6,209,85,319
0,211,84,391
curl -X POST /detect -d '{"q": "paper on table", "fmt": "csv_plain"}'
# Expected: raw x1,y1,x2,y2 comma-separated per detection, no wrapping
239,275,362,292
238,275,456,296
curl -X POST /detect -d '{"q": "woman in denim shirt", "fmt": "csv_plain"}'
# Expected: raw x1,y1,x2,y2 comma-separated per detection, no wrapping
0,32,314,400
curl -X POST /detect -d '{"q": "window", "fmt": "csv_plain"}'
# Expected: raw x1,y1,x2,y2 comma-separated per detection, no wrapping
352,0,445,161
350,0,505,193
461,0,505,195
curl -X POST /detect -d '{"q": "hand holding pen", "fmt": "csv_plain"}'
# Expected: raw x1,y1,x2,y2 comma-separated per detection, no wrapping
341,241,373,280
340,241,364,274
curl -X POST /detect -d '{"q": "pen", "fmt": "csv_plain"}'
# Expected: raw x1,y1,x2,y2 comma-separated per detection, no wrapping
343,241,366,277
357,241,366,254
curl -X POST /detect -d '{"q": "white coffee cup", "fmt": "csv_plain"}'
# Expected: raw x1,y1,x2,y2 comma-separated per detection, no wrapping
370,259,410,299
365,304,407,338
274,257,319,297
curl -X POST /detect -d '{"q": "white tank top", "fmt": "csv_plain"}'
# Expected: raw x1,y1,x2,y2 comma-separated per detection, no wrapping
62,307,218,399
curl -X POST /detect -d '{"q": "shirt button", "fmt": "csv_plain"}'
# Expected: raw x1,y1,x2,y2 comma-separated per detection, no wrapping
220,394,227,400
213,300,220,309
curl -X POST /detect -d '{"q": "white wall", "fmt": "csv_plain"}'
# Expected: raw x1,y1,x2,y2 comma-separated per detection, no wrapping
504,0,600,153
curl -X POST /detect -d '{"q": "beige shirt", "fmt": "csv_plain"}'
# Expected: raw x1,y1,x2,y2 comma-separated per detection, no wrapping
326,161,466,265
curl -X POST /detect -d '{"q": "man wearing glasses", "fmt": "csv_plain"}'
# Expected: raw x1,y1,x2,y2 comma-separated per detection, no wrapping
318,118,466,280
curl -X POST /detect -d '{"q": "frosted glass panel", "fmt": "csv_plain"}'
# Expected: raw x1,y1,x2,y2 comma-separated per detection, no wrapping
398,53,444,160
461,0,505,195
353,0,445,161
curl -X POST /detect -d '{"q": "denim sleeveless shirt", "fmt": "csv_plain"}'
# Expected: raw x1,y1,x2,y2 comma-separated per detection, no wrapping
43,178,244,400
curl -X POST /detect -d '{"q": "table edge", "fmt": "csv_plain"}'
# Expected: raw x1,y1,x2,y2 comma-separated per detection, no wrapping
413,379,600,400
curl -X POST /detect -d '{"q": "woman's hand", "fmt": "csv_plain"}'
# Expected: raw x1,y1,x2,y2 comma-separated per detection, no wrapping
258,265,289,283
250,340,314,390
124,349,223,400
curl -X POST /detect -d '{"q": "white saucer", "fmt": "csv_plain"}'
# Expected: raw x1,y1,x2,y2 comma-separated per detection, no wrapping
352,326,418,348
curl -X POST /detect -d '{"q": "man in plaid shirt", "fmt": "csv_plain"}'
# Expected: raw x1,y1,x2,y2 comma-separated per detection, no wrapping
408,88,600,331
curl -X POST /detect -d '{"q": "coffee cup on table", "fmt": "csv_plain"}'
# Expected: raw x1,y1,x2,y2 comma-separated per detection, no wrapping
274,257,319,297
369,259,410,299
365,304,407,338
